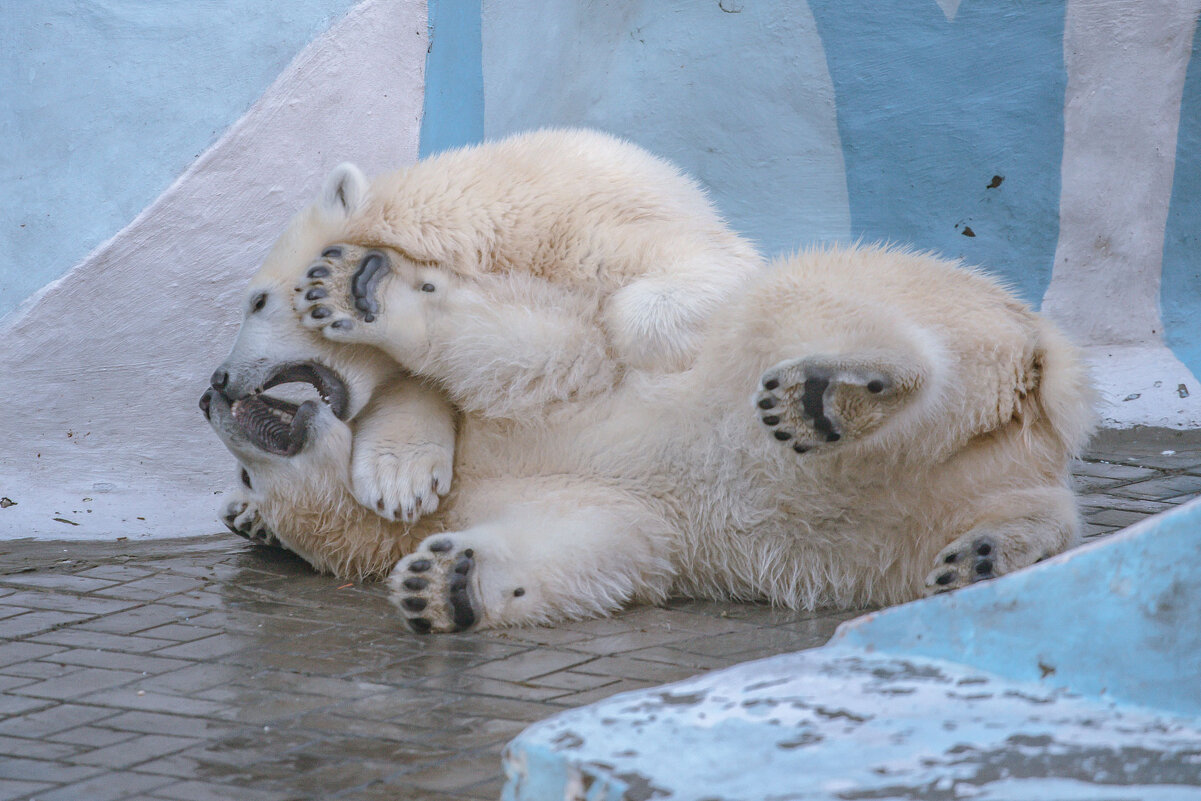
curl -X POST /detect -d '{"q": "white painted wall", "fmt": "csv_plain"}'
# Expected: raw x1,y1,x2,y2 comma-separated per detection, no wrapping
1042,0,1201,429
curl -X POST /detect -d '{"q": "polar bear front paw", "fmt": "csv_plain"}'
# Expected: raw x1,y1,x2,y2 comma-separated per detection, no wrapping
388,537,480,633
353,444,453,524
753,357,914,454
293,243,390,343
221,499,281,548
925,534,1002,594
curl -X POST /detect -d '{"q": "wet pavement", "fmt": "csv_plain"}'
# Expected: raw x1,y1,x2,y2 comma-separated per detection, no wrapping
1,428,1200,801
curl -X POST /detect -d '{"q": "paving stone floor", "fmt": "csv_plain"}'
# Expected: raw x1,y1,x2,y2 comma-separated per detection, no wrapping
1,429,1200,801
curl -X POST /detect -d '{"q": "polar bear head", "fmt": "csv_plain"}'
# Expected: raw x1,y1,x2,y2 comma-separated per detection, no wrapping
200,165,426,578
207,163,401,459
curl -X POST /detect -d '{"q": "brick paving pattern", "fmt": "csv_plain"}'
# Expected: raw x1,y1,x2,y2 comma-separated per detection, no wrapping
1,429,1199,800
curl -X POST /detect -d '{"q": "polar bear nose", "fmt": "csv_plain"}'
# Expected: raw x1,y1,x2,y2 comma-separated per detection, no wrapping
210,368,229,392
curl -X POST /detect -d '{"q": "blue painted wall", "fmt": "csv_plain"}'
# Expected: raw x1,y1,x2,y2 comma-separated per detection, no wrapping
1163,41,1201,380
481,0,852,254
420,0,484,158
0,0,357,319
808,1,1067,305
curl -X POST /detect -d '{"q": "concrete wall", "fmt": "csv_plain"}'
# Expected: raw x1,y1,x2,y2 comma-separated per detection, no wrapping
3,0,1200,539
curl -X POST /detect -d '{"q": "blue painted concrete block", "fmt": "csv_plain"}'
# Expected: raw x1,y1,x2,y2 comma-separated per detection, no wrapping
502,499,1201,799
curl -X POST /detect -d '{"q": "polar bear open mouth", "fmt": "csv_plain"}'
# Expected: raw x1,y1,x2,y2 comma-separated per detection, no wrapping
204,361,350,457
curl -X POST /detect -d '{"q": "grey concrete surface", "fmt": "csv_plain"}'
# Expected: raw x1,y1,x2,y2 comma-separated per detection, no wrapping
1,429,1199,800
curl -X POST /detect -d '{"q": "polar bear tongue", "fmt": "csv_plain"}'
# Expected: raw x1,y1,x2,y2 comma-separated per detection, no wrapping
230,395,318,457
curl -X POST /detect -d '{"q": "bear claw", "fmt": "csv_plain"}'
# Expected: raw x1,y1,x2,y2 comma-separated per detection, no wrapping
221,500,282,549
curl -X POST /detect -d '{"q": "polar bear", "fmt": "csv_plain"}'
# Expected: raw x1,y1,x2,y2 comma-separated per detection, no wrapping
289,230,1094,632
204,128,760,580
207,164,457,526
293,128,763,419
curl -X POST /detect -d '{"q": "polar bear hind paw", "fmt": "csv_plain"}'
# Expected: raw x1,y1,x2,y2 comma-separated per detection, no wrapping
388,537,479,634
294,243,389,342
924,534,1004,595
754,356,910,453
222,499,282,548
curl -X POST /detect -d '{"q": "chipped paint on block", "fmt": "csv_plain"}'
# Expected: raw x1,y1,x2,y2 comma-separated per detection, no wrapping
502,499,1201,799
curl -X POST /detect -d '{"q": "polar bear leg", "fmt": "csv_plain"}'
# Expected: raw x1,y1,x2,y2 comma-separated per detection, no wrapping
296,244,620,418
924,486,1080,594
753,353,930,453
350,374,456,523
386,484,675,633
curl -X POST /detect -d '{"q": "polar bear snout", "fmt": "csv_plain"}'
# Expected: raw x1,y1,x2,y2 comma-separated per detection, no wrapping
201,360,353,459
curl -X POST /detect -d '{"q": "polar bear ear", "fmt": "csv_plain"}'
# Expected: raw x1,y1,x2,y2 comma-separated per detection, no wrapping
319,162,369,218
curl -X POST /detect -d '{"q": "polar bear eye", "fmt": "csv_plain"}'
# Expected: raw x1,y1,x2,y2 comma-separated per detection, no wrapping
420,282,436,293
250,292,268,313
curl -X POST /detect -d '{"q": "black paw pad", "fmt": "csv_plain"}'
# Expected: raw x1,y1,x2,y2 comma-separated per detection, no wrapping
402,597,428,612
310,305,331,319
307,265,330,279
449,552,476,632
407,617,432,634
408,559,432,572
428,540,452,553
801,377,839,441
968,537,998,583
350,251,389,321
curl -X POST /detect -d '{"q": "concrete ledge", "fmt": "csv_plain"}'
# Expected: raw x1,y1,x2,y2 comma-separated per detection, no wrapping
502,499,1201,800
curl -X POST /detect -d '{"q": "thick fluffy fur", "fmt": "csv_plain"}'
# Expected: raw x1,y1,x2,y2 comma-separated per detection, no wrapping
299,129,762,418
286,244,1091,629
209,129,759,575
212,129,1094,630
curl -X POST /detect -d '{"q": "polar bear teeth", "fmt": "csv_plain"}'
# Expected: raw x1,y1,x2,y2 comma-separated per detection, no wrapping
230,395,316,456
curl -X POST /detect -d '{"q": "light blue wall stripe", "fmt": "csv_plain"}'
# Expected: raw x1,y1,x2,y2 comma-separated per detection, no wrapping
419,0,484,158
1162,35,1201,379
480,0,852,253
808,1,1068,306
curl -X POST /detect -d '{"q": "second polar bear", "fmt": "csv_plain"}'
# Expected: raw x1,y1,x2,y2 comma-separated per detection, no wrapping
305,128,762,420
288,230,1094,631
207,128,761,530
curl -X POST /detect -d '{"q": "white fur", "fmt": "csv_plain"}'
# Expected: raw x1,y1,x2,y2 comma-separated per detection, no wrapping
213,131,1095,631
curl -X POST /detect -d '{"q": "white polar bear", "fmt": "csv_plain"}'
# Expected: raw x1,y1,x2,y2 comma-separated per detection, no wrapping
207,165,458,528
205,128,760,581
208,129,1095,633
298,128,763,420
288,241,1093,632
